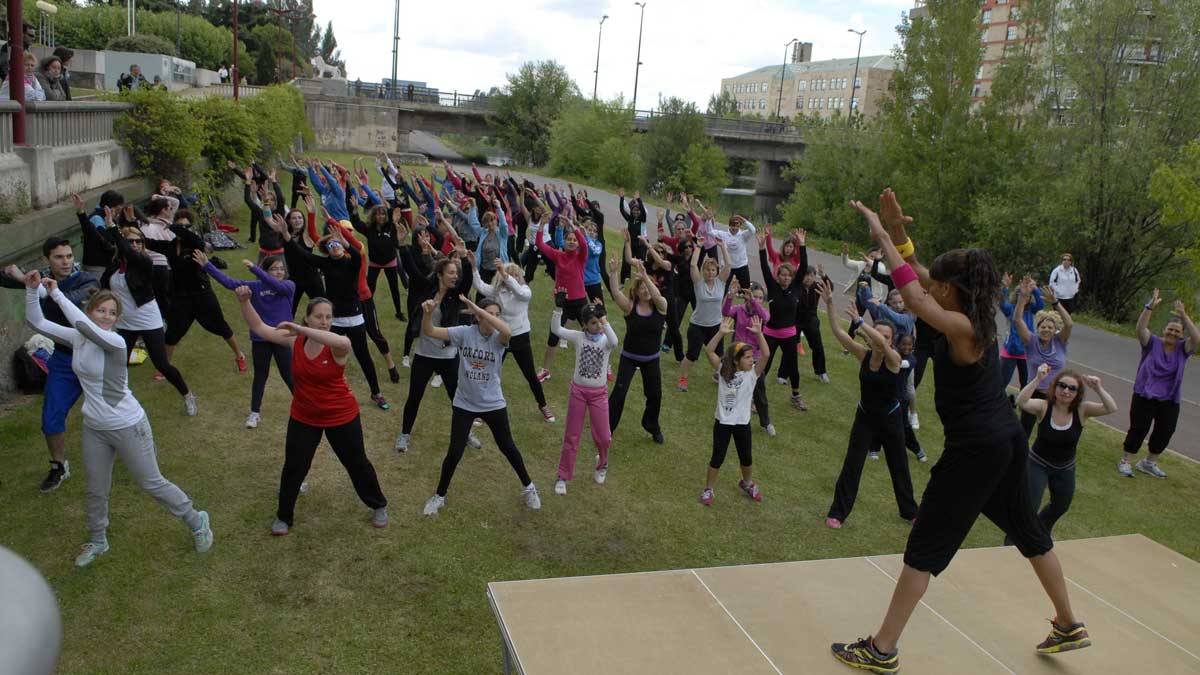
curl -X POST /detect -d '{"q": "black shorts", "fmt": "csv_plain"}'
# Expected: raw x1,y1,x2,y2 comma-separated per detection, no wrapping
904,424,1053,576
686,323,723,362
165,291,234,345
548,297,588,347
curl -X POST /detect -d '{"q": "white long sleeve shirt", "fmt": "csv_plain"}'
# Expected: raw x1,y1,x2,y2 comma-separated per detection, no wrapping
473,270,532,336
1048,264,1080,300
551,309,618,388
706,219,756,269
841,254,888,298
26,288,145,430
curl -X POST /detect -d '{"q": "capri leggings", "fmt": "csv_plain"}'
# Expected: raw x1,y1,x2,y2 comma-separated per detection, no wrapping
367,265,404,317
763,334,800,389
401,354,458,434
686,323,722,362
330,322,381,397
710,421,752,469
501,332,548,407
164,291,234,346
119,328,189,396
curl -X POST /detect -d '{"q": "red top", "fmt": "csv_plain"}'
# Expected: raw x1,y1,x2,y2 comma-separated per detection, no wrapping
536,226,588,300
290,334,359,427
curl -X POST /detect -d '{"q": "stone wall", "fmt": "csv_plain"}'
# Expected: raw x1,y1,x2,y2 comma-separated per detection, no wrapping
306,99,407,154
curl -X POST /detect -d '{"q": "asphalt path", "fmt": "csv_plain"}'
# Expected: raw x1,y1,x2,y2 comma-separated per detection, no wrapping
456,164,1199,464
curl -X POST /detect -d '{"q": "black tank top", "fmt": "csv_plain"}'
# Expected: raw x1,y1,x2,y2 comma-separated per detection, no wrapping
932,335,1015,439
859,350,902,414
622,305,666,357
1031,409,1083,469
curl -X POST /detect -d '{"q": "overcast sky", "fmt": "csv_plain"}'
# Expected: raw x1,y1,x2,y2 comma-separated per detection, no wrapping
311,0,915,108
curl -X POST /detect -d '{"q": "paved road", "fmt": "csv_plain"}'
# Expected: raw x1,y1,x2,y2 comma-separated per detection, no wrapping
458,164,1200,463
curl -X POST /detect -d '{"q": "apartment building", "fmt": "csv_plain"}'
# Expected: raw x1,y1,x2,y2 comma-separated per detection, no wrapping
719,44,896,121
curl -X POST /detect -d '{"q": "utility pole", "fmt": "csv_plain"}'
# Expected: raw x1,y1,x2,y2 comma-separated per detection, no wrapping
592,14,608,101
848,28,866,117
777,38,798,119
632,2,646,111
232,0,239,100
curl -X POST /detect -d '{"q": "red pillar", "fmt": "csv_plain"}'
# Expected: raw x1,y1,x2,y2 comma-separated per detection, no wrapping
7,0,25,145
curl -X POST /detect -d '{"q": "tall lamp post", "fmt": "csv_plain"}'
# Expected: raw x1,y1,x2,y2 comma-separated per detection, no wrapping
232,0,239,100
631,2,645,111
592,14,608,101
776,37,798,119
848,28,866,116
391,0,400,97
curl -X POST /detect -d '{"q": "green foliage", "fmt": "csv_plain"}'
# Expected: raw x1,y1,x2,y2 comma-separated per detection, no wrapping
672,140,728,202
243,85,314,163
1149,141,1200,309
548,98,635,180
191,96,260,182
706,90,741,118
105,34,177,58
640,96,707,193
113,88,206,182
53,4,245,70
492,60,581,166
593,136,642,189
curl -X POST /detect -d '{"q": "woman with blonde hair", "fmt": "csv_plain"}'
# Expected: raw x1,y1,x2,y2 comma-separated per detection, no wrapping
1014,276,1073,438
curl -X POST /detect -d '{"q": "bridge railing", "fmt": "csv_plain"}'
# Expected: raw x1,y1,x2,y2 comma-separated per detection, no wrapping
631,109,803,138
23,101,135,147
344,81,495,110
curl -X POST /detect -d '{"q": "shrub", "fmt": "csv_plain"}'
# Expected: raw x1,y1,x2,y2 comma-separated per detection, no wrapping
593,137,641,189
113,88,205,182
671,140,728,203
190,96,260,183
242,85,314,162
49,4,244,70
105,34,177,57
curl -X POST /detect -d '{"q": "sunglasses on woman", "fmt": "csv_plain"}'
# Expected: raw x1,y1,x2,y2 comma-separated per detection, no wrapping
1056,381,1078,392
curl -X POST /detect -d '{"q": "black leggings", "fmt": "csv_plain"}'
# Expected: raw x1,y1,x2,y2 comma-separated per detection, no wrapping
277,415,386,526
164,291,234,346
1020,389,1048,439
362,298,391,357
763,333,800,390
796,314,827,376
401,354,458,434
663,296,685,362
828,405,918,523
437,406,533,496
548,298,585,347
291,280,326,317
608,355,662,435
686,323,722,362
331,322,381,396
250,339,294,413
367,265,404,317
710,421,752,469
119,328,189,396
912,345,932,388
1122,393,1181,456
501,332,547,407
753,373,770,428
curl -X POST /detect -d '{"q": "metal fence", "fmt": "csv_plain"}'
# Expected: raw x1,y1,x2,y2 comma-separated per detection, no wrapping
23,101,134,148
344,81,494,110
631,109,805,140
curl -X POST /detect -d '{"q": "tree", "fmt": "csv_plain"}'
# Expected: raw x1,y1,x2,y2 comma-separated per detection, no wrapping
639,96,707,193
491,60,581,166
548,97,634,180
1148,141,1200,311
319,21,343,71
673,140,728,202
706,90,740,118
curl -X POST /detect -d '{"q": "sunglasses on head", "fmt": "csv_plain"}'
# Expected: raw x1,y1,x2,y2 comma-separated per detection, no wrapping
1056,381,1078,392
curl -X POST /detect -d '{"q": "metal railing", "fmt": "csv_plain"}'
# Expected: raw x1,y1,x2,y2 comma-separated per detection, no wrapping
203,83,267,99
23,101,134,147
631,109,805,140
0,101,17,153
344,81,494,109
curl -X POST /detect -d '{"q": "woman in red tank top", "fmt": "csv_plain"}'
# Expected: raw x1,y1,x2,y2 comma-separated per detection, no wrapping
234,287,388,536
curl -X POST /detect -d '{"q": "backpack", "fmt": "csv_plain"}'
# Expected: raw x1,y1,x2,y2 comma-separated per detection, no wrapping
12,346,48,394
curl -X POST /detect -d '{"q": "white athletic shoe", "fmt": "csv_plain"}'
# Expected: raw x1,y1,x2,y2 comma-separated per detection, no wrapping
559,341,569,350
1117,460,1135,478
523,484,541,510
909,411,920,430
401,355,411,368
554,478,567,496
394,433,410,453
818,373,830,384
372,507,389,528
1136,458,1167,479
594,466,607,485
431,374,443,388
184,394,198,417
245,412,260,429
300,481,311,493
423,494,445,516
776,377,787,385
192,511,213,553
467,432,482,449
765,424,777,437
75,540,109,567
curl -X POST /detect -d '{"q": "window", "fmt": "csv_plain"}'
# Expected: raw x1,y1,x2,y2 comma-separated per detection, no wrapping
976,66,983,80
827,97,834,108
796,97,804,109
1006,25,1018,40
972,84,982,97
982,9,991,24
1009,7,1020,20
798,80,807,91
761,82,769,93
759,99,766,109
725,85,731,93
854,76,861,88
981,29,989,42
850,97,858,110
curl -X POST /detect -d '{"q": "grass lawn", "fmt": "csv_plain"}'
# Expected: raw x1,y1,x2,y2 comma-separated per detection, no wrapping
2,164,1198,673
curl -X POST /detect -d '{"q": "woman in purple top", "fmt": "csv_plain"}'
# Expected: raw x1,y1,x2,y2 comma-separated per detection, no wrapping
1119,290,1199,479
199,251,296,429
1014,277,1073,439
722,276,773,435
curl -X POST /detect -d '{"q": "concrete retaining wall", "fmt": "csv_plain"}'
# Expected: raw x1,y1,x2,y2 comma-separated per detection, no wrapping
307,99,407,153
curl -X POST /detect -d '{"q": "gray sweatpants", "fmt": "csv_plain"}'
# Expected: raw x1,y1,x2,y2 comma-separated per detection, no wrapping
82,416,201,542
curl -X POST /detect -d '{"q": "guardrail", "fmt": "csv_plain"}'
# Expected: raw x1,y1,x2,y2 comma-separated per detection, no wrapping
23,101,134,148
631,109,804,139
344,81,495,109
200,83,267,99
0,100,17,153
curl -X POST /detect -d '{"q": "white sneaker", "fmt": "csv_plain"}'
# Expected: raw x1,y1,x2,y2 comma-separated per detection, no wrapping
431,374,443,388
1117,460,1135,478
559,341,569,350
554,478,567,495
776,377,787,385
1136,458,1167,479
184,394,198,417
395,433,410,453
523,484,541,510
765,424,777,437
372,507,389,528
192,511,213,553
401,355,411,368
595,465,607,485
300,481,311,493
467,432,482,449
75,540,109,567
868,451,880,461
909,412,920,430
818,373,830,384
423,494,446,516
245,412,261,429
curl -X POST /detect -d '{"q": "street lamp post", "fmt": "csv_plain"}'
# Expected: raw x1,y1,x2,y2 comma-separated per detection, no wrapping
232,0,239,100
631,2,646,111
592,14,608,101
848,28,866,117
776,37,798,119
391,0,400,97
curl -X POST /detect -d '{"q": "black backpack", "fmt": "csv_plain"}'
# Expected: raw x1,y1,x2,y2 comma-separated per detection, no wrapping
12,346,47,394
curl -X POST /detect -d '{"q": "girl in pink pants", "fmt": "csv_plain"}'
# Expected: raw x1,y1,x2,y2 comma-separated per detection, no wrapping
552,303,619,495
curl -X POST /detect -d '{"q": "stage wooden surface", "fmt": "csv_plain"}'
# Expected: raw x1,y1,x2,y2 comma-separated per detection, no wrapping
487,534,1200,674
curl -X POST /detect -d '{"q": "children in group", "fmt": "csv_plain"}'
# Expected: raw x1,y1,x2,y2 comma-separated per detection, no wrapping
552,303,619,496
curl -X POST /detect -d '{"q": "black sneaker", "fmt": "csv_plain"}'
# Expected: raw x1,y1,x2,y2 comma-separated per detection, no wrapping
389,367,400,384
395,312,407,323
831,636,899,673
40,460,70,493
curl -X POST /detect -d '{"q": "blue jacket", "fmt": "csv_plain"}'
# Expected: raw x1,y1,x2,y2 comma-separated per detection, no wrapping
858,285,915,338
307,165,350,222
583,235,603,286
474,207,510,265
1001,287,1044,356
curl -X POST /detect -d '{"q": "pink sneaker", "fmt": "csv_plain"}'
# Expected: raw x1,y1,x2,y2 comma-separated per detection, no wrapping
236,354,248,373
540,405,556,423
153,371,165,381
826,517,842,529
536,368,551,383
738,479,762,502
699,487,714,506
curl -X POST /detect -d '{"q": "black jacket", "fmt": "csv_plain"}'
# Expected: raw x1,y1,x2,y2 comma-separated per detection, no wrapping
100,229,157,308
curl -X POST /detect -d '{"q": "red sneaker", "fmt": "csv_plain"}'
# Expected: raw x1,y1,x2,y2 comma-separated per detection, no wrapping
738,479,762,502
677,376,689,392
699,487,714,506
536,368,551,383
236,355,248,373
153,371,165,381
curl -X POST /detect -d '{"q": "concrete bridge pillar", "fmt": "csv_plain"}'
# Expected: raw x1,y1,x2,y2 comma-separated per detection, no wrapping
753,160,793,218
